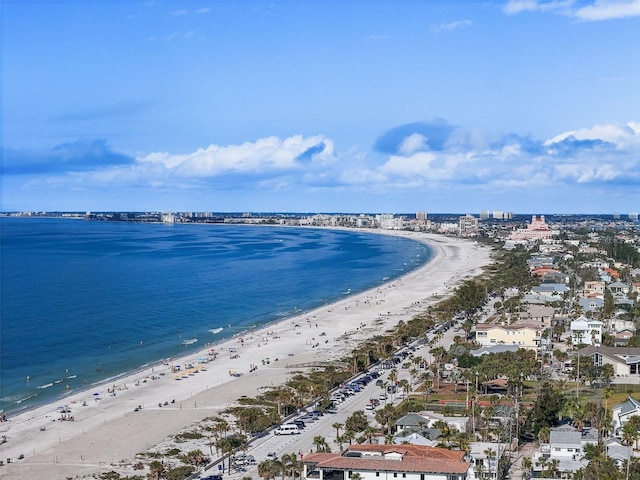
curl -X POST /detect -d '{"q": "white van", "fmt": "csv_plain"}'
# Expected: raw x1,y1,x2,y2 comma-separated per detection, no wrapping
274,424,300,435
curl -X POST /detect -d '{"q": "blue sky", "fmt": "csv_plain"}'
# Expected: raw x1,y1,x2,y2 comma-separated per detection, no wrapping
2,0,639,214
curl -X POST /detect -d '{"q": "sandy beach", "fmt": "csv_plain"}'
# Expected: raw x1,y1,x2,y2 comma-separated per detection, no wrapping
0,231,492,480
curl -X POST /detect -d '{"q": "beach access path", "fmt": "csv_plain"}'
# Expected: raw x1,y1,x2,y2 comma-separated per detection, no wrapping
0,231,492,480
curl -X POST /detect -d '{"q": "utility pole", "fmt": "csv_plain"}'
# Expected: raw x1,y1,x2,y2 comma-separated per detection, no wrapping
576,351,580,400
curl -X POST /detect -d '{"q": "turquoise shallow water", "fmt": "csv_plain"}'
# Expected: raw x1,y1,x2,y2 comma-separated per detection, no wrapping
0,218,432,414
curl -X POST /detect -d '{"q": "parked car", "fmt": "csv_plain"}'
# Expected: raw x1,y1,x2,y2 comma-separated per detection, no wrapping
274,424,300,435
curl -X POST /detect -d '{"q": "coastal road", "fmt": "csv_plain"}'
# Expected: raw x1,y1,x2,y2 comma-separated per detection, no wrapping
198,322,461,480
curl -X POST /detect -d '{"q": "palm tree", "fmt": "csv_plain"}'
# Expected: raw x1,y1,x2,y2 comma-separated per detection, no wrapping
342,429,355,446
258,459,282,480
476,458,485,479
147,460,166,480
430,346,446,389
547,459,560,478
522,457,532,480
363,426,378,444
536,456,549,478
332,422,344,451
281,453,295,480
538,426,551,444
420,372,433,403
388,369,398,400
484,447,496,478
313,435,331,452
398,379,410,399
285,453,303,480
332,422,343,439
184,449,206,466
409,368,419,389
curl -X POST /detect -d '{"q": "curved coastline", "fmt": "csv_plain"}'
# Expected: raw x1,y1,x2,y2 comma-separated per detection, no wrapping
1,224,429,417
0,230,492,480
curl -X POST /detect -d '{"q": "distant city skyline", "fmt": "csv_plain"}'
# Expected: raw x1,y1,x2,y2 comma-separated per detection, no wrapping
2,1,639,213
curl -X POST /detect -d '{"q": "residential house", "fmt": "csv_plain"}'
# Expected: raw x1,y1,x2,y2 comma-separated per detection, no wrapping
301,444,471,480
395,413,433,433
474,323,542,352
530,425,597,478
392,431,437,447
609,317,636,334
578,345,640,378
522,293,550,305
467,442,507,480
609,281,632,296
611,396,640,436
583,281,606,299
520,305,555,329
530,283,570,299
540,271,569,284
409,411,469,434
570,317,603,346
615,329,634,346
577,297,604,314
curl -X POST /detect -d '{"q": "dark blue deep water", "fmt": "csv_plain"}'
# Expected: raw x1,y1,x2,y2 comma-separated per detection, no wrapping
0,218,431,414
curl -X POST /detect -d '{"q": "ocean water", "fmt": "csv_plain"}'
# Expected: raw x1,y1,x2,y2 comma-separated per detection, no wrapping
0,218,432,414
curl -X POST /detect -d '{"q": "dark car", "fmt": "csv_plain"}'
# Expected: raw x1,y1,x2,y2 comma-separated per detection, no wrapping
291,420,306,429
202,475,223,480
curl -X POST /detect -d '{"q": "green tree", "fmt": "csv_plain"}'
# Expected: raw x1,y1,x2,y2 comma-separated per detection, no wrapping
258,459,282,480
313,435,331,452
332,422,344,451
345,410,369,434
525,383,564,436
148,460,166,480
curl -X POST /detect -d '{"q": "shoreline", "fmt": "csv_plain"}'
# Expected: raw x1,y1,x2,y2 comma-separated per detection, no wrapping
2,225,428,418
0,231,493,480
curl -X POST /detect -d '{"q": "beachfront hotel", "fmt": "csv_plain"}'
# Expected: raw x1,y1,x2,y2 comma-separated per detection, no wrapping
508,215,556,241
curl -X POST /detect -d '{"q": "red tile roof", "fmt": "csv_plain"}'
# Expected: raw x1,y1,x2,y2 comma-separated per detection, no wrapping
302,445,469,475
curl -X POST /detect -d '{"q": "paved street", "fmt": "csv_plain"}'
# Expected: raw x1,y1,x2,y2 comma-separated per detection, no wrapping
197,322,461,479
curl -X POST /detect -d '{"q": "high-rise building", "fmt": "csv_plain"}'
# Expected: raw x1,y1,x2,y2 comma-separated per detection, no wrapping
509,215,553,240
630,212,639,220
480,210,490,220
459,214,479,236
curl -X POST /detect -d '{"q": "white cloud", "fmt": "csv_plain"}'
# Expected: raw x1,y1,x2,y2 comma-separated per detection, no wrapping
545,121,640,149
398,133,429,155
430,20,472,33
503,0,575,15
16,122,639,203
503,0,640,20
575,0,640,20
139,135,334,178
